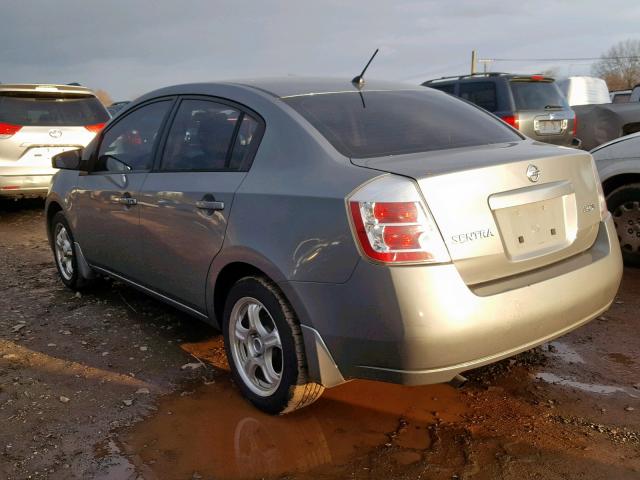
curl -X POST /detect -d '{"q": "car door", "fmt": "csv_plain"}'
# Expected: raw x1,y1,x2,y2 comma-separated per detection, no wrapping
73,99,174,280
138,97,264,311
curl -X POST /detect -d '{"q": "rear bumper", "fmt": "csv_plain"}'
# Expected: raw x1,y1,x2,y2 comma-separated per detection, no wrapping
0,174,52,197
284,214,623,386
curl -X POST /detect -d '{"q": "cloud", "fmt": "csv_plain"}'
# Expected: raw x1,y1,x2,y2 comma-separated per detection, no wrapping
0,0,639,99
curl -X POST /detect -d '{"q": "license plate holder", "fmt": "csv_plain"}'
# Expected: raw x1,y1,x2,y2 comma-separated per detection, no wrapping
20,146,80,166
493,196,571,261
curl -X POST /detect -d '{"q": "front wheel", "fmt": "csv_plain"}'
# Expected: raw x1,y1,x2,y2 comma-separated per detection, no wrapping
608,183,640,267
223,276,324,414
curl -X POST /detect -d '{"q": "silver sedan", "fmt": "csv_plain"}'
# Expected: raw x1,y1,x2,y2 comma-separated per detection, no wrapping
45,78,622,414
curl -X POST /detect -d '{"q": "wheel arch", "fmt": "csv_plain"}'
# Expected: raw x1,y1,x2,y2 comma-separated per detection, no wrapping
602,173,640,197
207,249,289,329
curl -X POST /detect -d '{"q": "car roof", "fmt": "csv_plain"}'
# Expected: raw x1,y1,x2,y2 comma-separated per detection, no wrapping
0,83,96,95
225,77,423,98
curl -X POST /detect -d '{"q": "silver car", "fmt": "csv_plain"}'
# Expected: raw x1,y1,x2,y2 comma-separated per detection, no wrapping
424,73,579,148
45,78,623,414
591,133,640,266
0,83,109,197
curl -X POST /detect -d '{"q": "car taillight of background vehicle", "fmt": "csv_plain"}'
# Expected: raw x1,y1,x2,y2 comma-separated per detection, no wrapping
348,175,450,264
572,116,578,137
500,115,519,130
0,122,22,138
84,123,106,133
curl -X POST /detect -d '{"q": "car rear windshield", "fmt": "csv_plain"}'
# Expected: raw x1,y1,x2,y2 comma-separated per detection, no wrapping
284,89,521,158
0,92,109,126
509,81,568,111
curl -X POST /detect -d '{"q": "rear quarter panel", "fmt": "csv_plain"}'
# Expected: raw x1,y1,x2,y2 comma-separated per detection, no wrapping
213,98,377,286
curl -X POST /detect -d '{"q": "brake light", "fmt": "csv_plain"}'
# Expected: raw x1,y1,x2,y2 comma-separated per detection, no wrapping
84,123,106,133
348,176,450,264
0,122,22,137
500,115,519,130
530,75,545,81
572,115,578,137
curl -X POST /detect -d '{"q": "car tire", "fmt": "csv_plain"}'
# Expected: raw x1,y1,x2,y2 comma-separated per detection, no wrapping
50,212,94,289
223,276,324,414
607,183,640,267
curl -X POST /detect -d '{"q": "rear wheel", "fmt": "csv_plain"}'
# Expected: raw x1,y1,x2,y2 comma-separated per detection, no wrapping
50,212,93,289
223,276,324,414
608,183,640,267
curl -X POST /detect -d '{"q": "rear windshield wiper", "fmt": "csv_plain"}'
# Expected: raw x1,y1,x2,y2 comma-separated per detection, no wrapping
544,104,563,110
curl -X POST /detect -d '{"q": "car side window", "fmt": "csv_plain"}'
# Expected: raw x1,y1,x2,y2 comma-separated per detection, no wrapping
228,114,261,171
429,84,455,95
459,82,497,112
95,101,172,173
161,99,251,171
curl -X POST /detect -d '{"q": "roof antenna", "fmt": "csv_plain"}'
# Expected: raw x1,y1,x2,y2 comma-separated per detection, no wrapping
352,48,379,89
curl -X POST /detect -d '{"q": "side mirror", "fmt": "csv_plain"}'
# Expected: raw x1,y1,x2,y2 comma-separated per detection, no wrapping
52,149,83,170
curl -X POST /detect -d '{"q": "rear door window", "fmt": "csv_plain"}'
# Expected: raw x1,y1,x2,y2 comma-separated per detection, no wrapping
161,99,261,172
509,81,568,110
0,93,109,126
285,89,521,159
459,82,497,112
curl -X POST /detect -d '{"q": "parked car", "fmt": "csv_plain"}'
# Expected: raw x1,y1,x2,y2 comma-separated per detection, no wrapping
556,76,640,150
0,83,109,198
610,89,632,104
591,133,640,266
423,73,578,147
45,78,622,414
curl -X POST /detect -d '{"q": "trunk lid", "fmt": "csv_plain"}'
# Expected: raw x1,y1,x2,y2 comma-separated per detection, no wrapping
352,141,602,285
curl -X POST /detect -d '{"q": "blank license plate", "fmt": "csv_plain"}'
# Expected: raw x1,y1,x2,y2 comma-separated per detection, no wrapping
494,196,569,260
535,120,562,134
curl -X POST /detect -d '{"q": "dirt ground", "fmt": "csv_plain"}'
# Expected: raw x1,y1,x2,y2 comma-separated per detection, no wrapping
0,198,638,480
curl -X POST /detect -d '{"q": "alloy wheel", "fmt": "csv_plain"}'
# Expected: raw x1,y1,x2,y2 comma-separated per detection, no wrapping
54,223,74,281
229,297,283,397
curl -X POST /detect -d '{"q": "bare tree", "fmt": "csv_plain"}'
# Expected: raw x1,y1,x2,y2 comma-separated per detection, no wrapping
540,67,560,79
94,89,113,106
592,39,640,90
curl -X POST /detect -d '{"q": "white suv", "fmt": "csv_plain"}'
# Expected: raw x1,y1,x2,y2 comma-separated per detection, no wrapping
0,83,109,198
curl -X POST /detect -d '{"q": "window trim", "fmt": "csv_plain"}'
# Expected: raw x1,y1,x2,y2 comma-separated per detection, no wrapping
152,95,266,173
88,96,177,174
458,81,498,113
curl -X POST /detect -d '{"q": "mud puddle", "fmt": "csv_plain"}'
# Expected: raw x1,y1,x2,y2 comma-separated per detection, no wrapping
104,338,467,479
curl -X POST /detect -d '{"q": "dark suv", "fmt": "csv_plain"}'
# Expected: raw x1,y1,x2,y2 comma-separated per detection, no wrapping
423,73,578,147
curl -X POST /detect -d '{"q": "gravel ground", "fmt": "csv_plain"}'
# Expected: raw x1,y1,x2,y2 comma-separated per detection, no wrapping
1,198,638,480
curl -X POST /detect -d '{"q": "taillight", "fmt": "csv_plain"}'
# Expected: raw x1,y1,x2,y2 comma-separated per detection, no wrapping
0,122,22,137
572,115,578,137
348,175,450,264
500,115,519,130
85,123,106,133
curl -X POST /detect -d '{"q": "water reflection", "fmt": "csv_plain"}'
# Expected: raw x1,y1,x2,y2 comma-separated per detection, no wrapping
123,370,465,480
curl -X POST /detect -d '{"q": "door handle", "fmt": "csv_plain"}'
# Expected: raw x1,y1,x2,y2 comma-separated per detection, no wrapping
113,195,137,206
196,200,224,211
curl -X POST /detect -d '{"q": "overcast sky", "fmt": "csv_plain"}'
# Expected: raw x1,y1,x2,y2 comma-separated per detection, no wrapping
1,1,639,101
